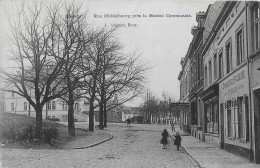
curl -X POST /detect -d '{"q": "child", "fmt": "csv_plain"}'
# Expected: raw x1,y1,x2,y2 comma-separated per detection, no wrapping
160,129,169,149
171,121,175,132
174,132,182,151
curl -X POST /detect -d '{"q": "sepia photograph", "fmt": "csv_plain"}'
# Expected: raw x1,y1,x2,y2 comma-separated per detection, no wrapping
0,0,260,167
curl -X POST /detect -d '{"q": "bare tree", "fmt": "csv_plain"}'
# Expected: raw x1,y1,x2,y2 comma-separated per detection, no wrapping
0,3,69,139
82,28,110,131
82,27,149,130
48,3,94,136
100,54,148,127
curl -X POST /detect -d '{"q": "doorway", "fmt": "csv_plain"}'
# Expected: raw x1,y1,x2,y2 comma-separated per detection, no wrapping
220,103,224,149
254,89,260,163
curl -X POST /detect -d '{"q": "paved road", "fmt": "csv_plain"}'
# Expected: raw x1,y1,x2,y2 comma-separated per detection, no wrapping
1,123,200,168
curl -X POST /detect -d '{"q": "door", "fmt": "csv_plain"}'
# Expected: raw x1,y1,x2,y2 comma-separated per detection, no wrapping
220,103,224,149
254,89,260,163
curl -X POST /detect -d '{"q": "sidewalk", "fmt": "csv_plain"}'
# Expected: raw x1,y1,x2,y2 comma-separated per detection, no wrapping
168,128,260,168
63,129,113,149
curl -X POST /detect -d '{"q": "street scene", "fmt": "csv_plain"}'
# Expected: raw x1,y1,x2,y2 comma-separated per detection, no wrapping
1,0,260,167
1,124,199,168
2,123,259,168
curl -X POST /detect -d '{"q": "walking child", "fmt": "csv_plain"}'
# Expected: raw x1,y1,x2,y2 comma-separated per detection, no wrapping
160,129,169,149
174,132,182,151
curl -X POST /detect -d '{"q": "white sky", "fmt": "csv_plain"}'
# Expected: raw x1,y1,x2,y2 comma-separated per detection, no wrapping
0,0,213,106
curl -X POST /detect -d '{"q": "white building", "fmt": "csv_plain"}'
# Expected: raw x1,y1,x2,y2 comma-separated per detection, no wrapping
4,90,88,122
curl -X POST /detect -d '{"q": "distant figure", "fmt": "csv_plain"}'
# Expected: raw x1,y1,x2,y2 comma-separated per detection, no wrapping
160,129,169,149
170,121,175,132
126,118,131,126
174,132,182,151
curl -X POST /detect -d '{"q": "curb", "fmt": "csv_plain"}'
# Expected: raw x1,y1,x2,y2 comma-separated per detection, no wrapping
168,130,204,168
73,132,113,149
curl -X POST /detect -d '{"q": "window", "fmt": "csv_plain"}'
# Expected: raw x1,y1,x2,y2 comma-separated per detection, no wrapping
219,52,223,78
185,76,188,94
236,29,244,66
75,103,79,111
227,101,232,137
226,42,232,74
52,101,56,110
245,96,249,141
63,101,67,111
11,103,14,112
24,102,27,111
213,102,219,133
11,92,14,98
237,97,243,139
214,54,217,80
252,3,259,51
191,66,193,87
204,66,208,87
209,60,212,84
180,82,183,98
47,102,51,110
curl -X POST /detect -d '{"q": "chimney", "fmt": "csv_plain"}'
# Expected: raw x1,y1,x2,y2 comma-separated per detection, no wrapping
196,11,206,28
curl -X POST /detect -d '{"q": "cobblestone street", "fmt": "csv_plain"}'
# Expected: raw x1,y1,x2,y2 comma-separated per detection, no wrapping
1,123,200,168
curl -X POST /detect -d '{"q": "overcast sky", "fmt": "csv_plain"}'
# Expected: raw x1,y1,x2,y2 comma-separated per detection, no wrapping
0,0,213,106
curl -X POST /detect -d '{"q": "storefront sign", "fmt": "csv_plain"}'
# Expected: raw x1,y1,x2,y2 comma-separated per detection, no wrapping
222,70,245,90
224,84,244,96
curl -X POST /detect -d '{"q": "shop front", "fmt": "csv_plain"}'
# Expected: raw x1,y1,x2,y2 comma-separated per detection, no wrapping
171,103,189,132
201,83,219,145
219,66,250,159
250,53,260,163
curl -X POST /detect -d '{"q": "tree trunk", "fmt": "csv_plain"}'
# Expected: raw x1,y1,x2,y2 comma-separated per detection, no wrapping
104,102,107,127
68,93,75,137
99,102,104,130
89,75,97,131
35,105,43,139
89,99,95,131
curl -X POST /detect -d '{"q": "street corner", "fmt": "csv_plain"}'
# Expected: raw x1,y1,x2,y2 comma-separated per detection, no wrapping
68,130,113,149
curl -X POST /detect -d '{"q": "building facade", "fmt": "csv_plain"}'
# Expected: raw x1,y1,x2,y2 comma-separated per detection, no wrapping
178,57,191,132
178,1,260,163
4,90,88,122
248,1,260,163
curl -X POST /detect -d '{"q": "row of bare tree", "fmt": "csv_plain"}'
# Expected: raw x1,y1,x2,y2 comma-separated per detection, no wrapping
140,90,179,124
0,3,148,139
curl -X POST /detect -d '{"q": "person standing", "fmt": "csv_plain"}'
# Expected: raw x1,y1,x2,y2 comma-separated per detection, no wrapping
171,121,175,132
174,132,182,151
126,118,131,126
160,129,169,149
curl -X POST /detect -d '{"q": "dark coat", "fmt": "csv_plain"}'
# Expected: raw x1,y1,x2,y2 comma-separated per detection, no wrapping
126,119,131,124
160,131,169,144
174,134,182,146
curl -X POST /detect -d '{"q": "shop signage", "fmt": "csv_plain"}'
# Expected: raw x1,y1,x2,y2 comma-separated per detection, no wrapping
224,84,244,96
222,70,245,90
